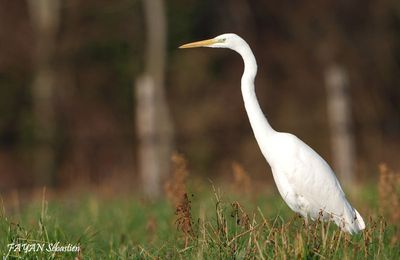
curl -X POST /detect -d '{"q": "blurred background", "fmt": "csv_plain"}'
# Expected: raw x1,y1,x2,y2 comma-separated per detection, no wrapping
0,0,399,196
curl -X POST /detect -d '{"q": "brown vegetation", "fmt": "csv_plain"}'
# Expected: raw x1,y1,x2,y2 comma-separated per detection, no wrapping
164,152,194,246
378,164,400,222
378,163,400,243
232,162,252,195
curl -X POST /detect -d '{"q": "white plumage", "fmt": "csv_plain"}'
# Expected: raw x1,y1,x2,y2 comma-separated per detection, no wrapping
180,33,365,234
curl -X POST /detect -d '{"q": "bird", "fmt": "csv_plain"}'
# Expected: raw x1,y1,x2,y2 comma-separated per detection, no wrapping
179,33,365,234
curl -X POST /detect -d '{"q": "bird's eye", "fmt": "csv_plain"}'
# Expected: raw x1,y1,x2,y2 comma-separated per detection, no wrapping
219,38,226,43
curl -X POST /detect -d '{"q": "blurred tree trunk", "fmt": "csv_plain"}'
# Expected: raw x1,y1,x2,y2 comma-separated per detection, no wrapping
27,0,61,186
325,64,355,186
135,0,173,197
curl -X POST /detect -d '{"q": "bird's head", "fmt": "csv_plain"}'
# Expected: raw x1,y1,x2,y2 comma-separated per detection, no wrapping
179,33,245,51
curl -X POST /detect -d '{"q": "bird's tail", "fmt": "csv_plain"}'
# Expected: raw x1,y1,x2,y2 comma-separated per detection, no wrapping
343,207,365,234
354,209,366,230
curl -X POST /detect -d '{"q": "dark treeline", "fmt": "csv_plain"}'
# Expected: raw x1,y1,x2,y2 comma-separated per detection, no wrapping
0,0,399,191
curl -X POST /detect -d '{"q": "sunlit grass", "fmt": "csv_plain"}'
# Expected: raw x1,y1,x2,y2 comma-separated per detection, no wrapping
0,162,399,258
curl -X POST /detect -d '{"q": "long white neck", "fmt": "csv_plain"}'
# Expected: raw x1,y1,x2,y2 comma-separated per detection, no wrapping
235,42,277,158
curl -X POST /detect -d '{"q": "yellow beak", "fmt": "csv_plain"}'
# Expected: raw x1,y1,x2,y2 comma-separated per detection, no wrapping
179,38,217,49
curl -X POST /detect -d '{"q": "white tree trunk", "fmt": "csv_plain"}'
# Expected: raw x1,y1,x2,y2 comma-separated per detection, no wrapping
28,0,61,185
135,0,173,197
325,64,356,186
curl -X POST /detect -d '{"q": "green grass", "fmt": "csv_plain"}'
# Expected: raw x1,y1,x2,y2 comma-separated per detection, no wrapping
0,183,399,259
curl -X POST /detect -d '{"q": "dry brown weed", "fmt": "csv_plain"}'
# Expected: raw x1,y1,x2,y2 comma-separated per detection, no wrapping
164,152,194,247
378,164,400,224
232,162,252,195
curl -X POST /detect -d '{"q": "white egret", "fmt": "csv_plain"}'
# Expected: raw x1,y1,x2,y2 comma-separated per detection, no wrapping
179,33,365,234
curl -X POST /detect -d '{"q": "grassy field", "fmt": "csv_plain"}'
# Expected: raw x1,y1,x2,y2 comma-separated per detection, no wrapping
0,163,399,259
